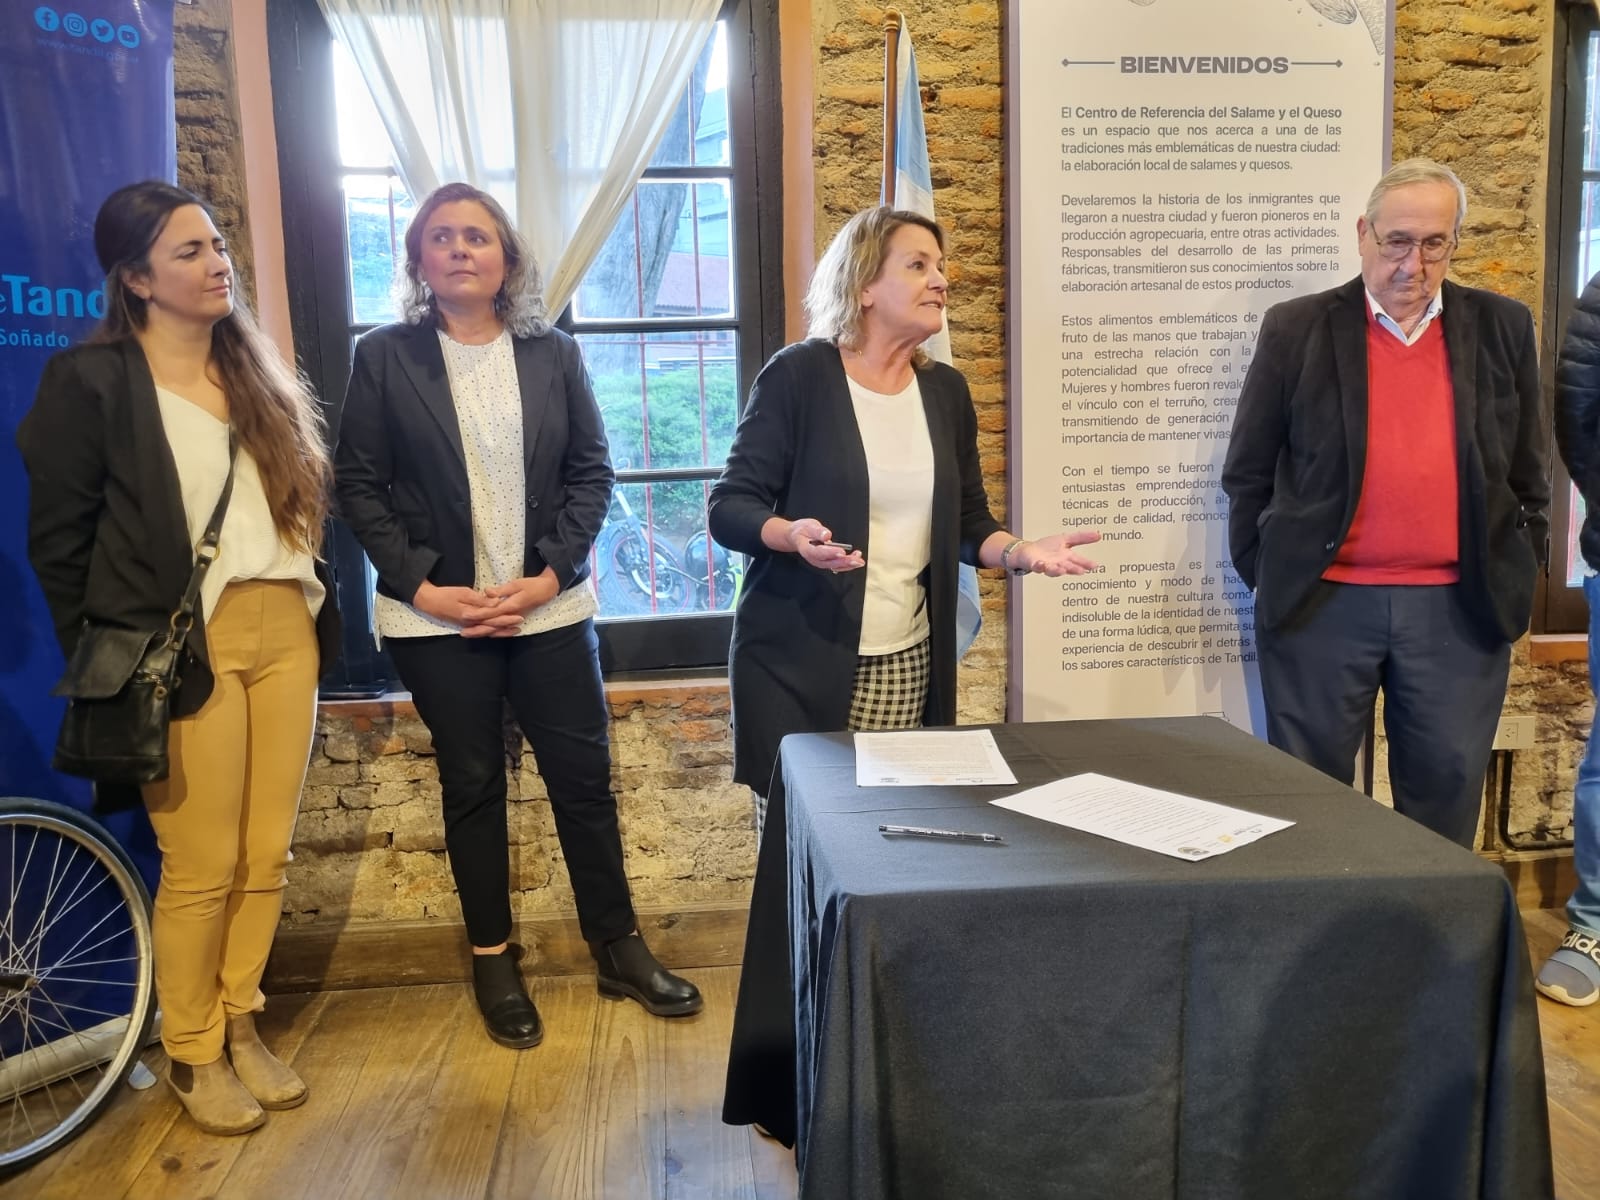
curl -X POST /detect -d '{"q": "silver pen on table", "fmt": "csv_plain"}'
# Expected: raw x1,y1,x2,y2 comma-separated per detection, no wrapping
879,824,1005,845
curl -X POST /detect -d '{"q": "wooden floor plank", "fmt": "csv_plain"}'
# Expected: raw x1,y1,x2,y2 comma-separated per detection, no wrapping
485,973,601,1200
119,991,329,1200
320,983,468,1200
201,987,401,1197
662,969,759,1200
586,977,670,1199
390,985,522,1199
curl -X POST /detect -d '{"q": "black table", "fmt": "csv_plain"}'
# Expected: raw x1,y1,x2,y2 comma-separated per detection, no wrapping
722,717,1552,1200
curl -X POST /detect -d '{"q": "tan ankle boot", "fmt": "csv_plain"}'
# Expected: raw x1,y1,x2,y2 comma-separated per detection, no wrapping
166,1057,266,1135
226,1012,308,1110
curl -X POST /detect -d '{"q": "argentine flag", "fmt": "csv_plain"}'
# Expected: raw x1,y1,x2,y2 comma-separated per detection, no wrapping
888,17,980,656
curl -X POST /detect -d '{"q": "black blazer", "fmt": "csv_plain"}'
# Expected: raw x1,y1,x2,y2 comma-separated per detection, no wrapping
1221,276,1549,642
708,339,1004,793
334,321,612,605
16,339,342,716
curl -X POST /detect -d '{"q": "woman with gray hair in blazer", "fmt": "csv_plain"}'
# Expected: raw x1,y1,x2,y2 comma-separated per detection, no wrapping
334,183,700,1049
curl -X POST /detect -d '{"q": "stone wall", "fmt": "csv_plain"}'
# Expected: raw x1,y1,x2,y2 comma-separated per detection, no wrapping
175,0,254,303
167,0,1585,935
286,686,753,929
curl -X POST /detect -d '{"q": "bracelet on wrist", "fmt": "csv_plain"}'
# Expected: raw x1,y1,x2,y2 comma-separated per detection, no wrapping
1000,537,1026,575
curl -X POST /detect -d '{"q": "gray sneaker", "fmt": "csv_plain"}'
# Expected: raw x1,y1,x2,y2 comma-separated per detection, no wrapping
1535,926,1600,1007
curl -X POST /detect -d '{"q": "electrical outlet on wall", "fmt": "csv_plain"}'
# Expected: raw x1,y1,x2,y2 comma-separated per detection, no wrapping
1492,714,1537,752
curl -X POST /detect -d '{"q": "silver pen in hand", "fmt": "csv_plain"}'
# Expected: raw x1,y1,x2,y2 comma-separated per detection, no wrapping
879,824,1005,845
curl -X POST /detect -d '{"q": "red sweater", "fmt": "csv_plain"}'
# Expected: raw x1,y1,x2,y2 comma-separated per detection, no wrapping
1322,313,1459,584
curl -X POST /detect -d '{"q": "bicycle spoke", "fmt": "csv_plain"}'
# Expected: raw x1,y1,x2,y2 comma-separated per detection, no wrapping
22,994,97,1106
25,857,120,967
21,995,131,1026
36,922,139,981
26,975,139,991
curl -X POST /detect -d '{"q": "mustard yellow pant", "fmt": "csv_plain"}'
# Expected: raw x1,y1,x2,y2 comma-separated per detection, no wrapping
142,580,319,1065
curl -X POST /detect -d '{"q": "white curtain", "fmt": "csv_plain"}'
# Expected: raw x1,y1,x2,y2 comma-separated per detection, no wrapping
317,0,721,314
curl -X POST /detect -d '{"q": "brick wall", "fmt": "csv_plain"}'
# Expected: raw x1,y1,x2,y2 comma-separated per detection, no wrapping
174,0,255,304
286,687,753,929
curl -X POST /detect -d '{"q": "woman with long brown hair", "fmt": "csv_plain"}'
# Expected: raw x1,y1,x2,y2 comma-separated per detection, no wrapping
18,181,341,1135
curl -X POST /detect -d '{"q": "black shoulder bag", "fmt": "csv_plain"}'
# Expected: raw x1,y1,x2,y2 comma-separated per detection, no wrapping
51,434,239,785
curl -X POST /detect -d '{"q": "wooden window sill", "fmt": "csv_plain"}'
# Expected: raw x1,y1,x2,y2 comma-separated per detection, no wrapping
318,675,731,718
1530,634,1588,665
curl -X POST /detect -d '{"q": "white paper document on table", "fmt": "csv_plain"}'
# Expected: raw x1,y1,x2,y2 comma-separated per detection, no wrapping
853,729,1018,787
990,772,1293,860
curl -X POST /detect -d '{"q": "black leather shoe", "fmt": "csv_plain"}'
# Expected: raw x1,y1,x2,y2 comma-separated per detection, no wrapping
593,933,704,1017
471,945,544,1048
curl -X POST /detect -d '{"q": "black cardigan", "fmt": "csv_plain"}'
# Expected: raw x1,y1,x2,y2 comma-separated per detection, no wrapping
17,339,341,709
708,339,1003,794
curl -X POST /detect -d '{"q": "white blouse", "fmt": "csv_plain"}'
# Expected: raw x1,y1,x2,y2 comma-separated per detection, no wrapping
374,329,596,640
154,387,324,622
846,374,934,655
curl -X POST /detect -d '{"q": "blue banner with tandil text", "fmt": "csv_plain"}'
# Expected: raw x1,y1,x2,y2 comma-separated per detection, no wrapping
0,1,175,836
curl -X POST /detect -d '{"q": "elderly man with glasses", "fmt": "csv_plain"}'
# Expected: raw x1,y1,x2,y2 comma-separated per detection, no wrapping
1221,158,1549,847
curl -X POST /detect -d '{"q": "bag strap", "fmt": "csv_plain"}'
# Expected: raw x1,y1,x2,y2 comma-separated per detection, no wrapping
167,430,239,650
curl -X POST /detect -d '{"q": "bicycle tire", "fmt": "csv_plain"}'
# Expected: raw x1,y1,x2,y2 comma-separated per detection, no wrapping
0,797,156,1175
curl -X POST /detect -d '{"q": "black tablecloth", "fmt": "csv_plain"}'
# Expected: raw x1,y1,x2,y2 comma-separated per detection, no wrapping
722,717,1552,1200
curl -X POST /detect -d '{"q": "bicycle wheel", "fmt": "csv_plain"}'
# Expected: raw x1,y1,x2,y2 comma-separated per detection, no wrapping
597,525,692,615
0,798,156,1175
684,531,739,611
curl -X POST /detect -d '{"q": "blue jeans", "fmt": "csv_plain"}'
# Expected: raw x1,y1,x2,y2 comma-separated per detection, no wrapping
1571,574,1600,934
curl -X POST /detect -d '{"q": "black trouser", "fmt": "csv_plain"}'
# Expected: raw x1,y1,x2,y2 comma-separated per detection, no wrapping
1256,582,1511,848
386,618,635,946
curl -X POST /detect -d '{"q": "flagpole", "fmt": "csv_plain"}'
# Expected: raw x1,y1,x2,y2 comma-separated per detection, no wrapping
883,10,902,205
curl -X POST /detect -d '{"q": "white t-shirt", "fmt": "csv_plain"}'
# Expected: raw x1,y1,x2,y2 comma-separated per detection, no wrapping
846,374,934,654
374,329,595,639
154,387,324,622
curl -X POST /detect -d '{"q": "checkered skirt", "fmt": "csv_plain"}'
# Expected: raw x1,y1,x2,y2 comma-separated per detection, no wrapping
846,638,932,732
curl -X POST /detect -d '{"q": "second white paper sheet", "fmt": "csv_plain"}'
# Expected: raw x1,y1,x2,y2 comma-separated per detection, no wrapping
990,772,1293,860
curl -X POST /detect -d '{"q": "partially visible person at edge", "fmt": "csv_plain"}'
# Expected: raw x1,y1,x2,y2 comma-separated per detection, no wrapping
709,206,1102,830
333,182,701,1051
1538,268,1600,1006
17,181,341,1136
1221,157,1549,847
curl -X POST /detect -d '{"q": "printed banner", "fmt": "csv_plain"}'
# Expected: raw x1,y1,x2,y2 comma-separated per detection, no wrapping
0,1,176,811
1007,0,1392,728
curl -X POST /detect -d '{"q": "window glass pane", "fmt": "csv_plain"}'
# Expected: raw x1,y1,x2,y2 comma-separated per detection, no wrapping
1582,181,1600,294
579,330,738,470
647,25,730,168
593,480,742,618
1570,487,1589,589
333,41,394,169
344,175,415,325
571,181,734,321
1587,32,1600,171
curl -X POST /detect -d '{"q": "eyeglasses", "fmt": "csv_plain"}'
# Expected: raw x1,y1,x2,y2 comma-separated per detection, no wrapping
1370,226,1456,263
